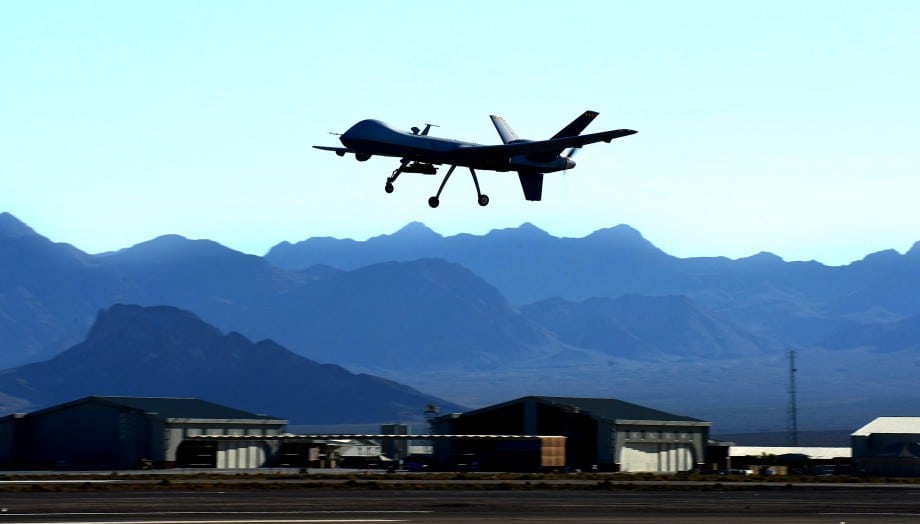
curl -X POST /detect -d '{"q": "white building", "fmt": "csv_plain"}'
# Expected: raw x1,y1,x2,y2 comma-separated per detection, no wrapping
852,417,920,477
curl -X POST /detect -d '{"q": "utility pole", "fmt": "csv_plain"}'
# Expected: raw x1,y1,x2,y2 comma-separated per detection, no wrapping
787,348,799,446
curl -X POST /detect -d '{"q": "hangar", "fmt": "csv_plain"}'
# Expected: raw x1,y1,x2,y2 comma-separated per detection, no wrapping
852,416,920,477
0,395,707,472
431,396,710,472
0,396,286,469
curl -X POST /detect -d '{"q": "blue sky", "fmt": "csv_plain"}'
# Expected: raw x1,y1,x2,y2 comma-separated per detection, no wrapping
2,1,918,264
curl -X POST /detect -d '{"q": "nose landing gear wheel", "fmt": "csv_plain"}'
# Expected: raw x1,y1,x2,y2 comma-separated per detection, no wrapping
478,194,489,206
428,196,440,208
386,169,401,194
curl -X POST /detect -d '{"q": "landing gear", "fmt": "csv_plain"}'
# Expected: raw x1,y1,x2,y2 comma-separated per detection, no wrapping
427,165,489,208
384,163,407,194
384,160,490,207
385,167,401,193
429,165,456,208
384,160,438,194
469,168,488,207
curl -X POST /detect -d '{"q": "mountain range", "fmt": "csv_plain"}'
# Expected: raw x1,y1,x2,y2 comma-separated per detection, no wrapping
0,304,461,422
2,211,918,432
267,222,920,346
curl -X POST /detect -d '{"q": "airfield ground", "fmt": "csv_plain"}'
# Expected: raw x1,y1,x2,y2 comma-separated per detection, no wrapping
1,472,919,523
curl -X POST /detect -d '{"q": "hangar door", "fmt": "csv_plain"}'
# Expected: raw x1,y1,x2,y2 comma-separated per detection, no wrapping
620,442,693,473
215,441,270,468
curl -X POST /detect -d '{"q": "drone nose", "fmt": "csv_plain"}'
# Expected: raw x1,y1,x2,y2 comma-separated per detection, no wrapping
565,157,576,170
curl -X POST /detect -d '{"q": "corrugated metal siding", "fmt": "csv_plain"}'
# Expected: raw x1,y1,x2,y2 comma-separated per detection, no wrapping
215,441,269,468
620,442,694,472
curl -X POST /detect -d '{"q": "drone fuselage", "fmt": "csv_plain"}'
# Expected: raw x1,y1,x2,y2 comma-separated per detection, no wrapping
340,119,572,173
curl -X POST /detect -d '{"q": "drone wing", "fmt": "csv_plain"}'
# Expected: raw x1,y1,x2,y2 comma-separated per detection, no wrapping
313,145,357,156
449,128,637,162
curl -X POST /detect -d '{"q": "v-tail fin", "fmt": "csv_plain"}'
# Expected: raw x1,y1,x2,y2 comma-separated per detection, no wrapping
552,110,599,139
490,115,520,144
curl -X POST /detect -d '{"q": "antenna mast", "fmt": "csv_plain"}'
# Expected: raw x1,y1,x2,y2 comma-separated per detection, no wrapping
787,348,799,446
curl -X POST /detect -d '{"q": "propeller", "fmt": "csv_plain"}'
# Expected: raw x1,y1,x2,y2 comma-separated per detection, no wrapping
562,147,581,175
562,147,581,159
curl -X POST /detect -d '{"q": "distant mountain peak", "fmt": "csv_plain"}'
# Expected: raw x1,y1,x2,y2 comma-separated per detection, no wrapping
8,303,463,423
117,234,235,259
0,212,39,239
128,234,192,250
610,223,641,234
151,233,188,243
853,248,901,266
391,221,440,239
739,251,785,264
586,224,644,240
482,223,551,238
81,304,221,353
907,241,920,259
515,222,550,236
583,224,663,254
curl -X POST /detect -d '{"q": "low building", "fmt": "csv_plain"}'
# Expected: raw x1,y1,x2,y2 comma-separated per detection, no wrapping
330,437,385,469
380,423,409,460
729,446,852,475
0,396,286,469
432,396,710,472
852,417,920,477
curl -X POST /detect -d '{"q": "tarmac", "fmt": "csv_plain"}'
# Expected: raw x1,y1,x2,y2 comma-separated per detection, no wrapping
1,484,919,523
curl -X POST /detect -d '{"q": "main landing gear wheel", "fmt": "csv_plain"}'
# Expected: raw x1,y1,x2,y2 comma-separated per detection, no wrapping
478,194,490,206
428,196,440,208
386,169,401,194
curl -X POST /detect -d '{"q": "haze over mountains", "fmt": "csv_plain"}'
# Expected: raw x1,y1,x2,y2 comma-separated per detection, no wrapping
268,221,920,346
2,211,918,432
0,304,460,423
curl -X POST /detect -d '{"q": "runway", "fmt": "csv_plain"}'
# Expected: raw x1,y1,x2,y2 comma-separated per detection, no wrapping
1,486,920,523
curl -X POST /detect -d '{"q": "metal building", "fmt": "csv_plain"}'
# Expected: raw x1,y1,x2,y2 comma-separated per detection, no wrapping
380,423,410,460
432,396,710,472
0,396,286,469
852,416,920,477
